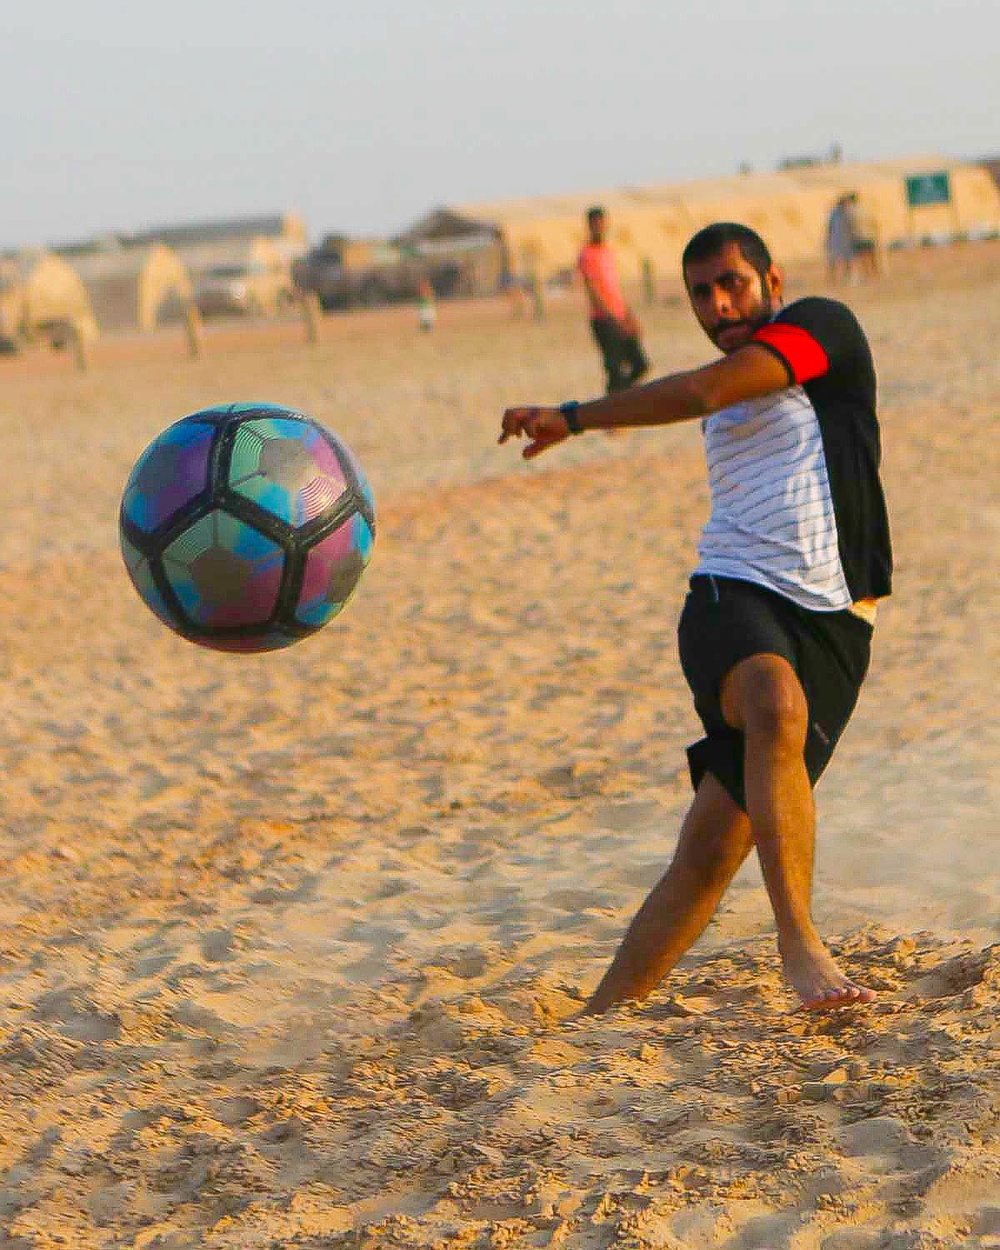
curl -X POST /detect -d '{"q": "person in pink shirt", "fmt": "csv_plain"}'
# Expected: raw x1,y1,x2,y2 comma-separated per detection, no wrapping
578,206,649,393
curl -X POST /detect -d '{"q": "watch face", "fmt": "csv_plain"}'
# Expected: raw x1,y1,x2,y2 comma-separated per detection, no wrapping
560,402,582,433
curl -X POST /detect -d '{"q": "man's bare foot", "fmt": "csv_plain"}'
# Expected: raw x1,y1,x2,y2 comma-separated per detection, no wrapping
780,937,877,1011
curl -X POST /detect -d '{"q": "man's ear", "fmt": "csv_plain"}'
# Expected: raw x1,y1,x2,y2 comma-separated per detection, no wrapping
766,263,784,304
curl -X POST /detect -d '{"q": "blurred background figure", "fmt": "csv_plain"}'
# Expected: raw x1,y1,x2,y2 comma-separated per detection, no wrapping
417,276,436,332
847,192,882,280
826,194,856,284
502,272,529,319
578,206,649,393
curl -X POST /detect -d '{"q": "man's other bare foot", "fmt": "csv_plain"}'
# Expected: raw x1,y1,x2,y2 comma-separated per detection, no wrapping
781,937,877,1011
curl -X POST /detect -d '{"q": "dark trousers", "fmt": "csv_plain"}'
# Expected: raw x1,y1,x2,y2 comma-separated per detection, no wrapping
590,316,649,393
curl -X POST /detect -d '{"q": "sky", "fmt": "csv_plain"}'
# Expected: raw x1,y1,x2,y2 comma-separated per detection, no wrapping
3,0,997,250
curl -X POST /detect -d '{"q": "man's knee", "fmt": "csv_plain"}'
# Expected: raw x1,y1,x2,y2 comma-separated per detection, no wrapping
721,655,808,748
676,775,753,886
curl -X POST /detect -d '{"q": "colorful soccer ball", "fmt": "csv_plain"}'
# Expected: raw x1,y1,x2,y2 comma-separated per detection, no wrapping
119,403,375,652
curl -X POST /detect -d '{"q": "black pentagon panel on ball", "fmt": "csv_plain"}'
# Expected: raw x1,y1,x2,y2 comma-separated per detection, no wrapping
226,413,352,531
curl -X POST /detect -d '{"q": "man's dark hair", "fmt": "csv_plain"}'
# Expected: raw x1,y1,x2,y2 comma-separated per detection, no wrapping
682,222,773,283
586,205,606,224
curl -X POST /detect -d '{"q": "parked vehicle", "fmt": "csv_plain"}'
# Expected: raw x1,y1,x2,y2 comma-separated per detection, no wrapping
194,261,293,318
292,236,459,311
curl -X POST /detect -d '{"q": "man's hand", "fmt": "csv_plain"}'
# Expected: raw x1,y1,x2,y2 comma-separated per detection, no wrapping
498,406,572,459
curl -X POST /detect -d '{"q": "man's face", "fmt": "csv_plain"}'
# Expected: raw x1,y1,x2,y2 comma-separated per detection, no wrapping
588,213,606,244
684,241,782,353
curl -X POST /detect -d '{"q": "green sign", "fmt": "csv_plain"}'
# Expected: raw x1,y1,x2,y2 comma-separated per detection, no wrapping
905,172,951,208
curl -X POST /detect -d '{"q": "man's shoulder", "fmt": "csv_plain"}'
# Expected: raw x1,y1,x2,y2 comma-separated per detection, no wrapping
753,295,874,387
778,296,856,321
775,296,868,342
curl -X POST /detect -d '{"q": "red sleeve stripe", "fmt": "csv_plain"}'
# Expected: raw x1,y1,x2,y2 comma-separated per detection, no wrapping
752,322,829,384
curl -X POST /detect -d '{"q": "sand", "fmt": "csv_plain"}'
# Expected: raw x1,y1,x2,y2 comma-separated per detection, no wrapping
0,243,997,1249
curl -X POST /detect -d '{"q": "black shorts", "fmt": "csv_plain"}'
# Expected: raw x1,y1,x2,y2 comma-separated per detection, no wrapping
677,574,873,811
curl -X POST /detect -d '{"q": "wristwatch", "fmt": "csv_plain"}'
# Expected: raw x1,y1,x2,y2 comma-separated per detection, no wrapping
559,400,583,434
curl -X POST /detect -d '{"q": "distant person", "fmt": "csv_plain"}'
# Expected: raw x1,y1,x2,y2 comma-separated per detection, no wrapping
500,222,892,1013
847,193,881,280
527,270,546,322
416,277,436,332
578,206,649,393
503,272,530,320
826,195,855,285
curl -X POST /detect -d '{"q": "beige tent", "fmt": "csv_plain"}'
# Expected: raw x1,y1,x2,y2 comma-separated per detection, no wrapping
456,183,818,286
454,157,1000,288
630,173,839,265
786,157,1000,246
270,210,309,259
67,243,193,333
0,250,97,348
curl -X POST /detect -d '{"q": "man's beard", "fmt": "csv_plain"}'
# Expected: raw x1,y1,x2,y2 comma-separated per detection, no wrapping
709,287,773,350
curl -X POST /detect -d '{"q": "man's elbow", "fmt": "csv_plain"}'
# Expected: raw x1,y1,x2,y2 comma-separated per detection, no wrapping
681,351,782,415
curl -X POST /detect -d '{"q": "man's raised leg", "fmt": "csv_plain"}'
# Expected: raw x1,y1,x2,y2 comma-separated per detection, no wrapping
720,654,876,1010
583,774,754,1014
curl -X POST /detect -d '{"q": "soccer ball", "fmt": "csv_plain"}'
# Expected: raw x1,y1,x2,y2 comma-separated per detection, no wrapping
119,403,375,652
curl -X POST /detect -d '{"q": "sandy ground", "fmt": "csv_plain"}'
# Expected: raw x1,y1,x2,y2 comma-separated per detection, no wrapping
0,242,997,1249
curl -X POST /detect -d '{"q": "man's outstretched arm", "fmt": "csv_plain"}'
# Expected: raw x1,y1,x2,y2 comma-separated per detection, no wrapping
499,343,790,459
